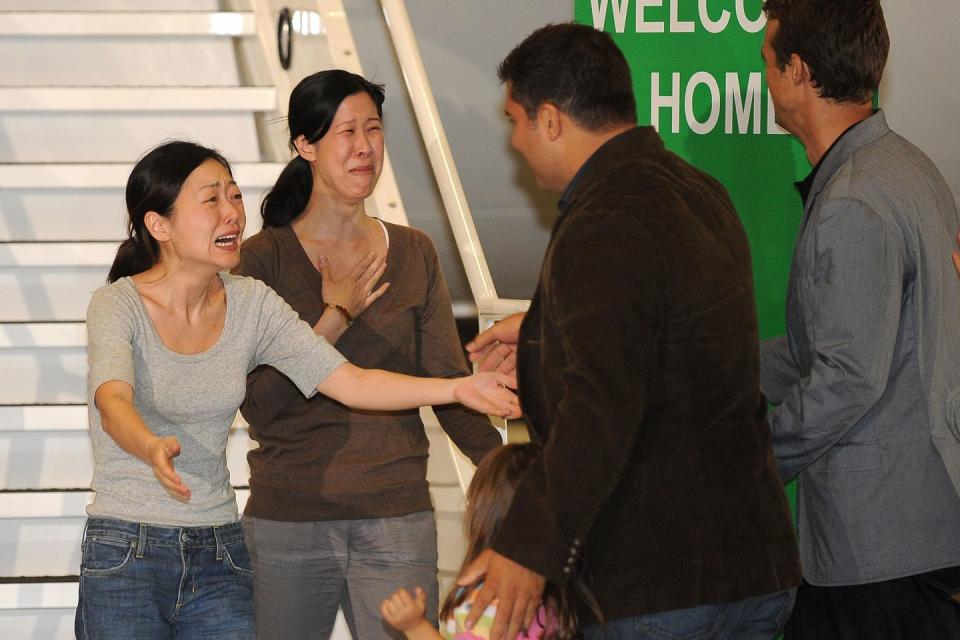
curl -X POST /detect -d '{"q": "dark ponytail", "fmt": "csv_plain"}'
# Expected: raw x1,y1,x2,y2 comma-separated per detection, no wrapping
261,69,385,229
260,156,313,228
106,237,156,284
108,140,232,283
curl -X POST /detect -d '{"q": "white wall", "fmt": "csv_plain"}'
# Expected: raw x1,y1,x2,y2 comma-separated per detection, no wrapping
881,0,960,203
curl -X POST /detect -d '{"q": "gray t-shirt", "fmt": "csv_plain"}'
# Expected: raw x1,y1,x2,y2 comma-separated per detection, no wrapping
85,272,346,526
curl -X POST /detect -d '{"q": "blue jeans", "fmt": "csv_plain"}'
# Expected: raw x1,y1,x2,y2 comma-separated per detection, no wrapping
583,588,796,640
74,517,254,640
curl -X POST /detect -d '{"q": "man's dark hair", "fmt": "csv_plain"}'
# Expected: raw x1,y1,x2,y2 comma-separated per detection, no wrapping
763,0,889,104
498,23,636,131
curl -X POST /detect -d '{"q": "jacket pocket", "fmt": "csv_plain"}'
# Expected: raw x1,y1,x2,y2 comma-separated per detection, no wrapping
819,440,881,473
946,387,960,441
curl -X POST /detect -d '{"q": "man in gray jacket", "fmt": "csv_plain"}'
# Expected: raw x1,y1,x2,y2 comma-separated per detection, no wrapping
760,1,960,637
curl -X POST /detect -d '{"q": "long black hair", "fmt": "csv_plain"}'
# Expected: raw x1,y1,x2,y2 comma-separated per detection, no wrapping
260,69,385,228
107,140,232,283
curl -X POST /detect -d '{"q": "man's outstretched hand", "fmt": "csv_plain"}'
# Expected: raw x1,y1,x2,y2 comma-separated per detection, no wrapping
466,313,525,375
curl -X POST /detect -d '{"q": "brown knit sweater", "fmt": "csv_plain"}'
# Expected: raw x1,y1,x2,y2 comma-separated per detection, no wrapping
234,221,501,521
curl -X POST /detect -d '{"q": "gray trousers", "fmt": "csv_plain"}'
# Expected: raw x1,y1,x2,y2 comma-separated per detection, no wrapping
243,511,439,640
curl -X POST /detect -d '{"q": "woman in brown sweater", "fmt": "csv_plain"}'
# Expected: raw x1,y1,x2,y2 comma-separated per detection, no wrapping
234,70,502,640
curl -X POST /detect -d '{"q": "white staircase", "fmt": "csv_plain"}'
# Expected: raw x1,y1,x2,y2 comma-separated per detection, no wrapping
0,2,473,637
0,3,270,636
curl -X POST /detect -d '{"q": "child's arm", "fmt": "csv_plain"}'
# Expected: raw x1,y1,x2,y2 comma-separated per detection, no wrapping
381,587,443,640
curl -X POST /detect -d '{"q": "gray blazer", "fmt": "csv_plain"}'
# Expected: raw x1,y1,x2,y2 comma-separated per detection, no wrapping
761,110,960,586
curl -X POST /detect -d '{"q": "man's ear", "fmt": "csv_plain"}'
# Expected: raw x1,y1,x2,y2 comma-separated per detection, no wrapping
789,53,810,86
293,135,317,162
144,211,171,243
537,103,562,142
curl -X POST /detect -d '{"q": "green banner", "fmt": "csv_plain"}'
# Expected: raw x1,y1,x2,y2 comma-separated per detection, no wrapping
574,0,808,340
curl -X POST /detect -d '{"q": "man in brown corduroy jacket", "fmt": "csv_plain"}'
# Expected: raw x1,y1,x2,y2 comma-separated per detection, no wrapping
461,23,801,640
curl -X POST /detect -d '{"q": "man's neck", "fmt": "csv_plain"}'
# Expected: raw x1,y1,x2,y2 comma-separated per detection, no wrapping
559,122,635,192
799,100,874,166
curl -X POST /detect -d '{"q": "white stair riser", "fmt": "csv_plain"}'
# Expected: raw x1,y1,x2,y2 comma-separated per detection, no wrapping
0,349,87,403
0,191,125,242
0,430,253,490
0,13,255,38
0,267,106,322
0,39,243,87
0,88,276,112
0,244,115,268
0,1,221,10
0,609,74,640
0,114,263,163
0,190,267,242
0,518,81,576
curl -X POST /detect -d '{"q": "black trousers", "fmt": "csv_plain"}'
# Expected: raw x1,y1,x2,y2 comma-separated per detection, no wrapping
785,566,960,640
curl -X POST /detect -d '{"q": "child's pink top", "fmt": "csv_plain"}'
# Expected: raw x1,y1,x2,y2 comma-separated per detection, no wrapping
441,587,558,640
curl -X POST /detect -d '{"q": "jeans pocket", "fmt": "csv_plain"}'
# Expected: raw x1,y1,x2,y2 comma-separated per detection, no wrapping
223,540,254,577
80,538,136,576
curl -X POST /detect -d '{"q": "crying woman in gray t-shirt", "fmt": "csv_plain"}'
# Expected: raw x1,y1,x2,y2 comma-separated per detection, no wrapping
76,140,519,640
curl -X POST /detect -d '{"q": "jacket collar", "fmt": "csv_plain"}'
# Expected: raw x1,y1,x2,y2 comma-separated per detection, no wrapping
802,109,890,216
559,126,663,216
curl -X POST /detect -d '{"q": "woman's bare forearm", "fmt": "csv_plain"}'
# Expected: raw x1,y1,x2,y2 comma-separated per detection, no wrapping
317,363,456,410
95,381,161,463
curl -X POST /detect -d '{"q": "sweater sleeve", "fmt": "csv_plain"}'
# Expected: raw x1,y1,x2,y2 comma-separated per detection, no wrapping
235,234,324,426
413,233,502,464
249,279,346,397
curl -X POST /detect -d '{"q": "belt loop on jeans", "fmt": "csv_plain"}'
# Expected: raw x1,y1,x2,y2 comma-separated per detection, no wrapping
213,526,224,561
136,523,147,559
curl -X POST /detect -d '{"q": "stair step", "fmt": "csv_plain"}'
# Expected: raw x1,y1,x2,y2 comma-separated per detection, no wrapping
0,86,276,112
0,405,87,432
0,11,255,36
0,243,115,268
0,163,285,188
0,491,92,519
0,265,108,323
0,581,76,610
0,323,86,348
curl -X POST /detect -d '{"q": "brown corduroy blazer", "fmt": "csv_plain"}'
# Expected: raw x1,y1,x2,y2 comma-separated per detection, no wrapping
492,127,802,623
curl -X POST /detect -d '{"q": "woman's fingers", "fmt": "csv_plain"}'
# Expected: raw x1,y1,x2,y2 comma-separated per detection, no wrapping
150,437,191,501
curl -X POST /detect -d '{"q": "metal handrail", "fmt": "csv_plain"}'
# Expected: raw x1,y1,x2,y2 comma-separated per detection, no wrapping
379,0,532,486
379,0,530,327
